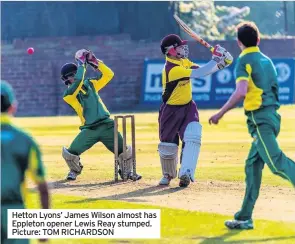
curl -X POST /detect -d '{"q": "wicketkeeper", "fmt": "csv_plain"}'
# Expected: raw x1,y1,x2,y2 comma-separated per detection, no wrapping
158,34,233,187
61,49,141,181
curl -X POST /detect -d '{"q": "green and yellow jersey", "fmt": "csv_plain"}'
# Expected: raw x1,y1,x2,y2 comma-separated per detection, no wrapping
235,46,280,112
1,115,45,206
63,62,114,129
162,57,199,105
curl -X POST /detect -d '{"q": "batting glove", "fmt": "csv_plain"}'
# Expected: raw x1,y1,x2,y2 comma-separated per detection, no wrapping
212,45,233,69
224,51,233,66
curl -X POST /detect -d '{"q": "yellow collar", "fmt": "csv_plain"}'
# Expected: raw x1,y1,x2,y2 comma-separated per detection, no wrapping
1,114,12,124
166,56,182,65
239,46,260,58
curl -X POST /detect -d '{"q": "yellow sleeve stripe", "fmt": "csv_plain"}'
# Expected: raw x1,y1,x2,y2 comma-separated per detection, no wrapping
63,96,86,125
236,76,249,83
90,62,114,92
251,112,294,187
246,63,252,75
20,180,27,204
28,147,45,184
236,63,252,83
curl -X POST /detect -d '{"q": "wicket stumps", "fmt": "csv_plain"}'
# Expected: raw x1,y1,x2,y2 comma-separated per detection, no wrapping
114,115,136,182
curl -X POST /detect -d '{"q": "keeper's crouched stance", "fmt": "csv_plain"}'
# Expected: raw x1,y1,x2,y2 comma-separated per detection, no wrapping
61,49,141,181
158,34,233,187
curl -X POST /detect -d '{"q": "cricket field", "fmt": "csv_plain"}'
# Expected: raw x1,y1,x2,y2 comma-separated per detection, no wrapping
16,106,295,244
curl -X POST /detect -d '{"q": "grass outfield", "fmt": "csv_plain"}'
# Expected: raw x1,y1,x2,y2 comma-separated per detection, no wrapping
14,105,295,187
28,193,295,244
12,105,295,243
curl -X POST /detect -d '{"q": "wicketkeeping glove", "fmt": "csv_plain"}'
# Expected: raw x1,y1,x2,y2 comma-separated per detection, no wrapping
75,49,90,66
86,50,101,69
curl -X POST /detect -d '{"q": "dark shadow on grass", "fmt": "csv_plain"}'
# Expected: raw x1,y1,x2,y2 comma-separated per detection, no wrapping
48,179,117,189
65,185,185,204
192,231,295,243
190,230,242,243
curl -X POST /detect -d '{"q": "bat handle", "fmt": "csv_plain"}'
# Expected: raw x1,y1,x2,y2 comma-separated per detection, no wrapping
209,46,214,53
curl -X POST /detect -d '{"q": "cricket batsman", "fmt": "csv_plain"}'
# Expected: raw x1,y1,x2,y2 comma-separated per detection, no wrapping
1,80,50,243
61,49,141,181
158,34,233,187
209,22,295,229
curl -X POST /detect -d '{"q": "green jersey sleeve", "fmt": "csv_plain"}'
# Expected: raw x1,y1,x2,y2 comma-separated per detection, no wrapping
235,57,252,83
63,64,87,97
28,138,45,184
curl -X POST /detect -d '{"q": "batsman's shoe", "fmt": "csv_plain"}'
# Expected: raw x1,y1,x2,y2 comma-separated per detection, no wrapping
179,174,190,187
66,170,79,180
159,174,173,185
225,219,254,230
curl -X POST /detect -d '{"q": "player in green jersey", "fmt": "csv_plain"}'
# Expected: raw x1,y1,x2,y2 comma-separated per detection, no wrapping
61,49,141,181
209,22,295,229
1,80,50,243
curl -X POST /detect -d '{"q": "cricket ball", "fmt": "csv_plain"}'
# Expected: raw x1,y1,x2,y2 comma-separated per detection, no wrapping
27,47,34,55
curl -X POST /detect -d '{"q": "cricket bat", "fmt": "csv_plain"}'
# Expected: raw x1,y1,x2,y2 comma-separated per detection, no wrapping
174,14,214,53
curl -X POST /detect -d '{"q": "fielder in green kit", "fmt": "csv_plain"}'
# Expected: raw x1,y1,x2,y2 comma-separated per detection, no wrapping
1,80,50,243
61,49,141,181
209,22,295,229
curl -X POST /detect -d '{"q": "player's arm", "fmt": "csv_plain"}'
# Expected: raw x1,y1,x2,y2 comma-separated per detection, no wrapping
66,64,87,95
186,59,199,69
63,50,89,105
27,139,50,209
87,51,114,92
209,60,250,125
63,63,87,106
169,59,225,82
190,45,233,79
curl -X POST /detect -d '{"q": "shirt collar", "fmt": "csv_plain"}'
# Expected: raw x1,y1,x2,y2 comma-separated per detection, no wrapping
166,56,182,65
239,46,260,58
1,114,12,124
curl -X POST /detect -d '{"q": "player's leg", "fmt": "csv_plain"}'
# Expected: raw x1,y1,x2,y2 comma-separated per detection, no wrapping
158,135,179,185
252,111,295,187
98,120,142,181
225,144,264,230
158,103,181,185
62,128,99,180
178,101,202,187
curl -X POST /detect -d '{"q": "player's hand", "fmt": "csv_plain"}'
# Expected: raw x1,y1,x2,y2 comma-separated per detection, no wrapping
212,45,225,59
223,50,233,66
209,112,224,125
86,50,101,69
75,49,90,66
212,45,233,69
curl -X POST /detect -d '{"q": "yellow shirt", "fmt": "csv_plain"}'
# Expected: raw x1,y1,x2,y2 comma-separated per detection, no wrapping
162,57,199,105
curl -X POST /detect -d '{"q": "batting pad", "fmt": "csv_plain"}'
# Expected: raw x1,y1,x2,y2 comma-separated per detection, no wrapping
118,145,133,177
62,147,83,173
158,142,178,179
179,122,202,181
